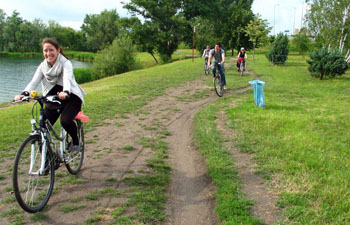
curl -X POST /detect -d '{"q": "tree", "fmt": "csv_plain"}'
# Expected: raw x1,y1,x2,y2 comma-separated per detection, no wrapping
124,0,189,62
266,33,289,64
3,11,23,51
305,0,350,51
245,13,271,60
221,0,254,56
192,17,219,54
121,18,159,64
92,36,138,78
46,21,77,50
0,9,6,51
307,48,348,80
81,9,120,52
291,27,311,56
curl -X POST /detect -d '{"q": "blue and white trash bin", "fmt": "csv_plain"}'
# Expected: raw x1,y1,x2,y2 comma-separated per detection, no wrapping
248,80,265,108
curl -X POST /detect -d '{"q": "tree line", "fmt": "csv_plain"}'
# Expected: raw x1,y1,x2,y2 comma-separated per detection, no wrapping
0,0,274,62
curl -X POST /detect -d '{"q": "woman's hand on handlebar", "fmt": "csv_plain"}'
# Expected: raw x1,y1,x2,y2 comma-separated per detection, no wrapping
57,92,68,100
14,95,24,101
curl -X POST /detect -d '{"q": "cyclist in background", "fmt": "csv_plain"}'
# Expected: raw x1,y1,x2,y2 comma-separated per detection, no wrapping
202,45,211,73
208,43,226,89
14,38,86,154
237,47,248,71
202,45,211,61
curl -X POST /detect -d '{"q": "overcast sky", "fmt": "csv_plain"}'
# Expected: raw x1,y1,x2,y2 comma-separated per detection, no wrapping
1,0,309,35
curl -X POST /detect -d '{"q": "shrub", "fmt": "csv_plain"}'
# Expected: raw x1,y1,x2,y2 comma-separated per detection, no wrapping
266,33,289,64
74,68,94,84
307,48,349,80
159,54,172,64
91,36,139,79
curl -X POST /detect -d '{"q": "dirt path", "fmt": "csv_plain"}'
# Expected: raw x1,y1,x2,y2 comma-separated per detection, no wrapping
1,67,282,225
216,110,282,224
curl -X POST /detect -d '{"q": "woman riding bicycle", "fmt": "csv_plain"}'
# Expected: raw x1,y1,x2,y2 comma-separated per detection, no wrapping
14,38,86,154
236,47,248,71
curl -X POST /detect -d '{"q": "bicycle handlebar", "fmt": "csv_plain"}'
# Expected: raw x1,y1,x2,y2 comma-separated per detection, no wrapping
13,95,61,105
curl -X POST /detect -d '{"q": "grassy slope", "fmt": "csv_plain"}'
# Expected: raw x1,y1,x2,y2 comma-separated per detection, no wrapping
196,51,350,224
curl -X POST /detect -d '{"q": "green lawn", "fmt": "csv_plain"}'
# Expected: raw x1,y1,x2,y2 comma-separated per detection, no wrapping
3,48,350,224
194,51,350,224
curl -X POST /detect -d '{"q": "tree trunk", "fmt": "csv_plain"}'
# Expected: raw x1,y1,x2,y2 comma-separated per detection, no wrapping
253,43,256,61
150,51,159,64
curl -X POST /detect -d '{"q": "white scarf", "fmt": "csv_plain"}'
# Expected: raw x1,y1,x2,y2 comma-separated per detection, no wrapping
41,53,67,84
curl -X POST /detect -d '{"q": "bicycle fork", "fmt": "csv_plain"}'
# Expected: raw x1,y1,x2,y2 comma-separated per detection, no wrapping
28,132,48,175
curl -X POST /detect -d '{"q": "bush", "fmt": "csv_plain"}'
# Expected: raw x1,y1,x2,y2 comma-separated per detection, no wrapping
91,36,139,79
159,54,172,63
266,33,289,64
307,48,349,80
74,68,94,84
65,51,95,61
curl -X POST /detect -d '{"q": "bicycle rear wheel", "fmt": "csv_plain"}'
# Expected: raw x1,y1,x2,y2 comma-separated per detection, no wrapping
13,135,55,213
240,62,244,76
65,120,84,175
214,75,224,97
205,64,209,75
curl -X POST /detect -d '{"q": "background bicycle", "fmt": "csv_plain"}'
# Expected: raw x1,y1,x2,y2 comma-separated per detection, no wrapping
13,93,85,213
238,59,245,76
204,58,210,75
213,63,224,97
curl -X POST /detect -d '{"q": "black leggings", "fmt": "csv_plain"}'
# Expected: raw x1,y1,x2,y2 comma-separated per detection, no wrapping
44,94,82,145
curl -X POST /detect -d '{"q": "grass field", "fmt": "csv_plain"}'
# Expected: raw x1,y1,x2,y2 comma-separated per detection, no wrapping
3,48,350,224
194,51,350,224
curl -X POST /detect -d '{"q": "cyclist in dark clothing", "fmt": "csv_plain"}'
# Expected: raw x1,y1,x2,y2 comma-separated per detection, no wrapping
208,43,226,89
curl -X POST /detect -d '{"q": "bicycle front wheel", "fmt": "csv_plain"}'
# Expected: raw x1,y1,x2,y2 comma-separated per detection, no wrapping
65,120,84,175
13,135,55,213
214,75,224,97
240,62,244,76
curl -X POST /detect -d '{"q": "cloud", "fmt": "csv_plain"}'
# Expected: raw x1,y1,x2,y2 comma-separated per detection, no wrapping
1,0,131,30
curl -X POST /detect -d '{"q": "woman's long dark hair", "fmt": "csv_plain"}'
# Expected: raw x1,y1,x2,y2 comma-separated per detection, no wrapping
41,38,68,59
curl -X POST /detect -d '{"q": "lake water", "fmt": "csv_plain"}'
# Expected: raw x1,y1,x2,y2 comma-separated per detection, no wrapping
0,58,90,104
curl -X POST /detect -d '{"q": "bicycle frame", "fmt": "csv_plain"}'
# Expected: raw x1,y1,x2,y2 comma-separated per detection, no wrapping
28,98,67,175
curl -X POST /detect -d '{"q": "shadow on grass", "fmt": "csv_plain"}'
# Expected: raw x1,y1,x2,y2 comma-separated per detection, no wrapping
265,104,301,111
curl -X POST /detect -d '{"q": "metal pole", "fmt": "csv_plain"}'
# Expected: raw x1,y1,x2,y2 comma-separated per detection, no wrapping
293,7,296,34
192,26,195,62
274,4,279,36
301,0,304,30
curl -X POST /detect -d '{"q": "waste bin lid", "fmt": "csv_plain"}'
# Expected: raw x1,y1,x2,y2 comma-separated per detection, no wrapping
249,80,265,85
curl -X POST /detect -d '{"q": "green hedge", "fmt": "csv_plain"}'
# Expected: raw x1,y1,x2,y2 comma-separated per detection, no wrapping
65,51,95,61
74,68,95,84
0,52,42,58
